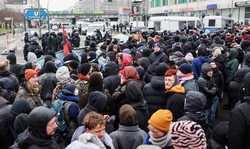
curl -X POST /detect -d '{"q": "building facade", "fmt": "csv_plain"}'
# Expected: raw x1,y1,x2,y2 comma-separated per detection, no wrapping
149,0,250,24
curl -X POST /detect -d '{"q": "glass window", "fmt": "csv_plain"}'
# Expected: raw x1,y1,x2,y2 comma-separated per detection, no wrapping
179,21,186,30
163,0,168,6
155,0,162,7
188,21,195,28
178,0,188,4
208,19,216,27
154,21,161,31
151,0,154,7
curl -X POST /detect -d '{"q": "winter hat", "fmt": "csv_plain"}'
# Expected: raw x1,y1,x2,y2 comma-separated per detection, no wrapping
62,84,78,96
88,51,97,62
63,53,79,65
11,99,32,116
44,61,57,73
155,63,169,76
56,66,70,82
65,102,80,120
25,69,37,81
178,63,192,74
148,109,173,133
88,91,108,112
201,63,212,74
78,63,91,76
27,52,37,64
28,106,56,139
119,104,138,126
170,120,207,149
184,91,207,113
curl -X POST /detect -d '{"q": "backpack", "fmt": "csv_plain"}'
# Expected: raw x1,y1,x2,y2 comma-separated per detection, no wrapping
51,99,69,133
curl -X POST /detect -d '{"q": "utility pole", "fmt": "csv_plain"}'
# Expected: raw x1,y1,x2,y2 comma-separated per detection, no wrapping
38,0,41,37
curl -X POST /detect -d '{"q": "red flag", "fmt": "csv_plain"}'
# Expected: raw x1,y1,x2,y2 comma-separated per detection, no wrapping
62,25,72,56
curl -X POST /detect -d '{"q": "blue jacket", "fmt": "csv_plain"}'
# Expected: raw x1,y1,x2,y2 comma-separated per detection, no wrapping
192,56,209,79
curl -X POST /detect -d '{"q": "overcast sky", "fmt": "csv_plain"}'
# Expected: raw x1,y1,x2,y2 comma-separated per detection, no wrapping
40,0,77,11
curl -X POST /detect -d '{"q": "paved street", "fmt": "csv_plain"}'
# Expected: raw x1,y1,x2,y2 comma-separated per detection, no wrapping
0,32,25,63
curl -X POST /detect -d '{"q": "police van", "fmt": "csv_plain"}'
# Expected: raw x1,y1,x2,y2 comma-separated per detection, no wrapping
148,16,202,32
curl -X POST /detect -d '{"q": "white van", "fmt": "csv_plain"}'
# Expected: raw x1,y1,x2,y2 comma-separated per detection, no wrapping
203,16,234,33
148,16,202,32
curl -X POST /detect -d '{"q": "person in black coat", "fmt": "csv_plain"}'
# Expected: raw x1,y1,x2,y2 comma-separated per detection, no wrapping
10,106,60,149
228,73,250,149
178,91,208,132
77,91,108,125
125,81,149,131
39,61,58,107
0,59,19,103
0,96,15,149
143,63,169,116
7,53,24,83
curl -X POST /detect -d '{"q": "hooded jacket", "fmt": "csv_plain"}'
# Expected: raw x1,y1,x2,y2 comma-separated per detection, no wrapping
0,71,19,103
143,76,166,116
198,63,217,109
0,96,14,149
103,62,121,94
225,48,239,83
39,72,58,104
77,91,107,124
126,81,149,131
192,56,209,79
178,91,207,131
10,106,60,149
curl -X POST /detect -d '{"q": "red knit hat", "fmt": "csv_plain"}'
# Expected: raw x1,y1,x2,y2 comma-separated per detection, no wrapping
25,69,37,81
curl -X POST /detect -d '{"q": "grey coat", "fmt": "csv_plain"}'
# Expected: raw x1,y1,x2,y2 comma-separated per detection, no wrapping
110,125,147,149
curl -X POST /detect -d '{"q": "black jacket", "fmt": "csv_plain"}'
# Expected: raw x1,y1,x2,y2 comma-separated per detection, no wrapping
39,73,58,105
126,81,149,131
0,71,19,103
0,97,15,149
143,76,166,116
228,97,250,149
10,106,60,149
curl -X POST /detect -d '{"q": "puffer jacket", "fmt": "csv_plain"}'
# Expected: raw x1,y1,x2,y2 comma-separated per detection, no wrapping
143,76,166,116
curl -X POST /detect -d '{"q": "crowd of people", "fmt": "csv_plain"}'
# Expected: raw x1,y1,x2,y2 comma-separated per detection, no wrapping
1,24,250,149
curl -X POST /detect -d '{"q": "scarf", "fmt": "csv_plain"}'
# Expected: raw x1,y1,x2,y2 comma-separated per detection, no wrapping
149,132,171,148
179,73,194,85
78,74,89,81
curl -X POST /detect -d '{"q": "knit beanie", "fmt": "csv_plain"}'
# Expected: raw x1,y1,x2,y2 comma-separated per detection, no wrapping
25,69,37,81
170,120,207,149
11,99,32,116
56,66,70,82
178,63,192,74
148,109,173,133
65,102,80,120
62,84,78,96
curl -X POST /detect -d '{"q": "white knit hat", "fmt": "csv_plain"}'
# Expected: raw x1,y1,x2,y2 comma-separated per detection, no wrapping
56,66,70,82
